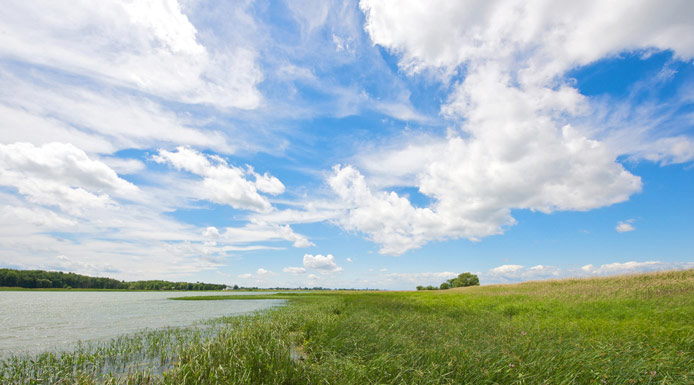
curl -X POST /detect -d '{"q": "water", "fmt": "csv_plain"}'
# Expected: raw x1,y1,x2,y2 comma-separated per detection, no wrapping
0,291,283,358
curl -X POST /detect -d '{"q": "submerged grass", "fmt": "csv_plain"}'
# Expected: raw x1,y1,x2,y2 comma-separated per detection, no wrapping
2,269,693,384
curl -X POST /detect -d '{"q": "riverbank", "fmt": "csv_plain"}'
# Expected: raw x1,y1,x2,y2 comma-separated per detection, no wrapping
2,269,692,384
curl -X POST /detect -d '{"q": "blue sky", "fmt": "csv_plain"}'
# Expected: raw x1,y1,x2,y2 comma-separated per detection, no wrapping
1,0,693,289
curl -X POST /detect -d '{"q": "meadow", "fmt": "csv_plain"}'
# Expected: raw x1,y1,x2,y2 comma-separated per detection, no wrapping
2,269,692,384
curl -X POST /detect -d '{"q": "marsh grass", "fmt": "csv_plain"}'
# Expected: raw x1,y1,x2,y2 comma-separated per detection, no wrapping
2,270,693,384
0,322,222,384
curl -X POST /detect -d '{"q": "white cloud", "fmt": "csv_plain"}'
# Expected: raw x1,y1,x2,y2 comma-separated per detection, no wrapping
383,271,457,285
0,70,236,155
303,253,343,272
202,226,220,239
237,273,253,279
0,205,76,229
319,0,694,254
329,160,639,255
248,167,285,195
360,0,694,76
631,137,694,165
0,142,139,215
248,203,342,226
346,257,353,263
616,220,636,233
489,265,525,275
580,261,694,276
256,268,277,278
481,261,694,284
220,221,313,249
0,0,262,109
283,266,307,274
328,165,441,255
484,264,561,283
153,146,283,213
0,143,311,280
99,157,146,175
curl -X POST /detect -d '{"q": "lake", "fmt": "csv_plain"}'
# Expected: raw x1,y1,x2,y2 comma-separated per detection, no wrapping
0,291,283,358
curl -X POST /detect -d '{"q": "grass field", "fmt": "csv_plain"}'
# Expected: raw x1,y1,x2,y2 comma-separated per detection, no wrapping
2,270,692,384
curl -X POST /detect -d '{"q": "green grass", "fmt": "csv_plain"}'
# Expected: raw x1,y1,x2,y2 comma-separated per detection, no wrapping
2,270,693,384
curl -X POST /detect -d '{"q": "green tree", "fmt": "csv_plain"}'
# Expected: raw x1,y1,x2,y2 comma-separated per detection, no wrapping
447,272,480,288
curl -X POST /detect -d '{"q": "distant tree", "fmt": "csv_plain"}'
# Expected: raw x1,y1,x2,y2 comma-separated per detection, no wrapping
0,268,225,290
416,285,424,291
439,282,451,290
447,272,480,288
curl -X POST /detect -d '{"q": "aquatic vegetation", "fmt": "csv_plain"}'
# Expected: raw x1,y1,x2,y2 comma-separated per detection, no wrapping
2,270,692,384
0,322,222,384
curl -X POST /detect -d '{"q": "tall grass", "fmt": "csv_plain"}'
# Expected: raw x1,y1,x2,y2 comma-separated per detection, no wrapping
2,269,692,384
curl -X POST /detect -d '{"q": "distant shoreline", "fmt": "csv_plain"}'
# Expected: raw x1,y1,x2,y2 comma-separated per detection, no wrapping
0,287,312,292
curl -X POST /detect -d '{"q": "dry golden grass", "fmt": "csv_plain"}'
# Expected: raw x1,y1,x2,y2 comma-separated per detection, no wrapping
445,268,694,301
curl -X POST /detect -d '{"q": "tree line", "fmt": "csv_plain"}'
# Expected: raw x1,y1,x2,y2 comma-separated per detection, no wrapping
0,268,225,290
416,272,480,291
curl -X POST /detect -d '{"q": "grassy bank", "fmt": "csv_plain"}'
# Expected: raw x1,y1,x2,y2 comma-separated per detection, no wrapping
2,270,692,384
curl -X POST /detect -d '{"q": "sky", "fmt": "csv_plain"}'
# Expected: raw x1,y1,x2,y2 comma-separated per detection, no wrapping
1,0,693,289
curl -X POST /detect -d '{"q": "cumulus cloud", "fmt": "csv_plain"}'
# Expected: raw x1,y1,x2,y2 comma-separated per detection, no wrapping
329,165,441,255
237,273,253,279
202,226,220,239
153,146,284,212
283,266,307,274
616,219,636,233
329,160,638,255
303,254,343,272
318,0,694,254
360,0,694,76
0,0,263,109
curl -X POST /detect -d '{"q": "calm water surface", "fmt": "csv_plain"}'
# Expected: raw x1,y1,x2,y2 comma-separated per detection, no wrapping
0,291,282,358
